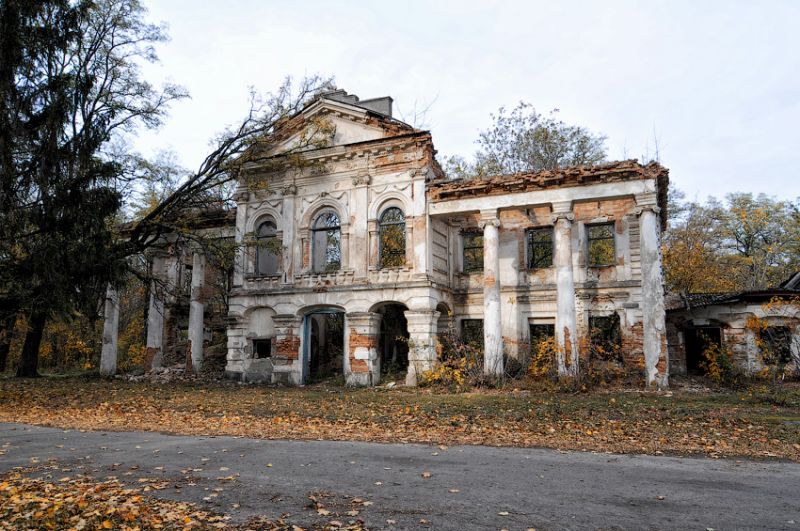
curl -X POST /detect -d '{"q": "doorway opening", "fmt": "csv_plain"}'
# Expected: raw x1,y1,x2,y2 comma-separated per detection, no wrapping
375,303,409,375
684,326,722,375
305,310,345,382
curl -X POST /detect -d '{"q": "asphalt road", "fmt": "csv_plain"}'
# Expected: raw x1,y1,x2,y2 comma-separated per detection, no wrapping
1,422,798,530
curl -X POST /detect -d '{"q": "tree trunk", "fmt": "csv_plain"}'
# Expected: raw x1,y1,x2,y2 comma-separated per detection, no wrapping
0,315,16,373
16,312,46,377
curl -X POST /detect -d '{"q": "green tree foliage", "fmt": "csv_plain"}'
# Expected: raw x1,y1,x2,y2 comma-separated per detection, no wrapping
443,102,607,178
664,191,800,294
0,0,186,376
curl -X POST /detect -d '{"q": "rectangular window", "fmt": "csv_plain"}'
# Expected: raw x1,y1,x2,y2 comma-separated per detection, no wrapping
761,326,792,364
526,228,554,269
587,223,616,267
461,319,484,348
462,232,483,272
589,314,622,359
253,339,272,359
529,323,555,354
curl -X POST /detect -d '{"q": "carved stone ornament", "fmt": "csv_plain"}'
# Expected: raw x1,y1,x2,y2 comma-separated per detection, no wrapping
352,174,371,186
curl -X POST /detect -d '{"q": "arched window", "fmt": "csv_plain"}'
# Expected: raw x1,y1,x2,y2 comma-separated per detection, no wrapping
255,218,279,276
379,207,406,268
312,210,341,273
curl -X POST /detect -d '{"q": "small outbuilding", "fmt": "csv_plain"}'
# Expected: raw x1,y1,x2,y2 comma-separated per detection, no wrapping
666,272,800,375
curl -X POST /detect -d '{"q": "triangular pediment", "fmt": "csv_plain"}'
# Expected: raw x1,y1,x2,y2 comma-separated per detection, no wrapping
263,95,415,157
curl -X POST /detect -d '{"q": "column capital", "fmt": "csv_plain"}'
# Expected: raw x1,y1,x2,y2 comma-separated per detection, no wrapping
282,184,298,196
550,211,575,224
633,204,661,216
273,314,302,327
233,185,249,202
346,311,381,328
352,173,371,187
549,201,574,223
478,208,500,229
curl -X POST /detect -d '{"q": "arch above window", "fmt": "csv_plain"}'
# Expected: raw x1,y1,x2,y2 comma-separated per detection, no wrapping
312,209,341,273
255,218,279,277
379,207,406,268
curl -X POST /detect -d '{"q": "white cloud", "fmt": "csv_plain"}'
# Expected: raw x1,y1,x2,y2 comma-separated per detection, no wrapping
134,0,800,200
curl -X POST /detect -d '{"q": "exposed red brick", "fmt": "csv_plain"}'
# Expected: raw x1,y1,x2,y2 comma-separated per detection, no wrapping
144,347,159,371
276,329,300,359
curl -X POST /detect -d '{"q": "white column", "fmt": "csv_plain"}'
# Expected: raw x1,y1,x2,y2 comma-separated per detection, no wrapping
188,251,206,374
552,205,578,377
146,255,166,370
638,202,668,388
480,209,503,376
100,285,119,376
404,310,440,386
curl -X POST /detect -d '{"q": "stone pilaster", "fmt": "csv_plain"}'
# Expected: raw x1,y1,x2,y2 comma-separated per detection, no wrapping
232,186,248,287
282,184,297,280
404,310,440,386
352,175,370,280
99,284,119,376
636,198,668,388
187,252,206,374
272,314,303,385
552,202,578,377
345,311,381,386
480,209,503,376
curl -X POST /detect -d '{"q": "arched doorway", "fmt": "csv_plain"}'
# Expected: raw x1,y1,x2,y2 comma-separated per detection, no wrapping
374,303,409,376
304,309,345,383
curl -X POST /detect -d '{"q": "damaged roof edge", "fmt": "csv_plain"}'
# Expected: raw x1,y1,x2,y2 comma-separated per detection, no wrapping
427,160,669,229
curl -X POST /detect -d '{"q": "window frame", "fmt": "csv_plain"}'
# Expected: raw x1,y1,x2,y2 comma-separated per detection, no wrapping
461,230,484,273
253,338,272,359
311,209,342,273
526,226,554,270
378,207,406,269
586,222,616,268
761,325,793,364
588,313,623,359
460,319,484,348
254,218,280,277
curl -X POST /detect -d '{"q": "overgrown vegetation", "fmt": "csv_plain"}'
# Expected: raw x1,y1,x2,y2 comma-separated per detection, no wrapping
443,102,607,179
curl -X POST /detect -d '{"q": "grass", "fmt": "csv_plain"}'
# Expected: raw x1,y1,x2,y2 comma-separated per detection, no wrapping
0,375,798,461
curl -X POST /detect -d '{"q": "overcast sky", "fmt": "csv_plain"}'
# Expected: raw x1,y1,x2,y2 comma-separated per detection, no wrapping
134,0,800,202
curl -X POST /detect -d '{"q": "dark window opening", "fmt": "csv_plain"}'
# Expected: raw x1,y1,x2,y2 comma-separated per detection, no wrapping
589,314,622,360
253,339,272,359
307,312,344,381
761,326,792,364
527,227,554,269
461,319,484,349
462,232,483,272
529,323,555,353
379,207,406,268
684,327,722,375
255,219,279,276
377,304,409,374
587,223,616,267
312,211,341,273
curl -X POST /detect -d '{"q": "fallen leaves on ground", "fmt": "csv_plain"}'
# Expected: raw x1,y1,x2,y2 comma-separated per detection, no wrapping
0,468,369,530
0,469,228,530
0,378,798,461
